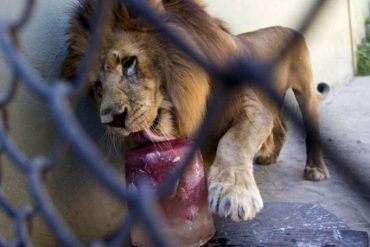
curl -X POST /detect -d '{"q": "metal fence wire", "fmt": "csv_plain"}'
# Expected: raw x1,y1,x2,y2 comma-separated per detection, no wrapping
0,0,370,246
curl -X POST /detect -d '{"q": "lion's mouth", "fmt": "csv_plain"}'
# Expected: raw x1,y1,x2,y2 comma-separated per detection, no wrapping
130,109,175,147
150,110,161,130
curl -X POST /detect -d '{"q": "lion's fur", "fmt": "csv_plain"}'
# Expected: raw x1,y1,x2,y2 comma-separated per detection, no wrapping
63,0,329,221
63,0,243,139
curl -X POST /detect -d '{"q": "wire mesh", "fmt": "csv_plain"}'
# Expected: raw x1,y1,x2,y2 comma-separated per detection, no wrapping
0,0,369,246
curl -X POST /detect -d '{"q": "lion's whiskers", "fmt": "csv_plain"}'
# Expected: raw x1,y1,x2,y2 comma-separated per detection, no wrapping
149,130,164,155
155,127,177,157
101,131,114,159
103,129,125,160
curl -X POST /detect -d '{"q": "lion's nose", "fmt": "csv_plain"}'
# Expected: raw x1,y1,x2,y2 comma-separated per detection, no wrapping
101,107,128,128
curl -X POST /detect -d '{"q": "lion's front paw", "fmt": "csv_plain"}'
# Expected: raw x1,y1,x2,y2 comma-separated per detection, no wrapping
207,166,263,222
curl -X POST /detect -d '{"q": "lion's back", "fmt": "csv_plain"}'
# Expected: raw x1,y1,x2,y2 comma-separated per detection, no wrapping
237,26,307,61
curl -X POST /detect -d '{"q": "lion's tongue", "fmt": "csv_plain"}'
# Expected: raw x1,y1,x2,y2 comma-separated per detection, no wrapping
131,129,175,145
143,129,175,142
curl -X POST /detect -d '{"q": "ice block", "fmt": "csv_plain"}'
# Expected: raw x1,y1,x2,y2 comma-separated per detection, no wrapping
125,139,215,247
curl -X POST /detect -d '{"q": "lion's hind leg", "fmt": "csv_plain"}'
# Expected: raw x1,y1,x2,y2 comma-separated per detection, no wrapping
255,115,287,165
293,87,329,181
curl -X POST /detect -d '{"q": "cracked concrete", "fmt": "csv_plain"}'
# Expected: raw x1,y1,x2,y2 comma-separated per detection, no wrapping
255,76,370,235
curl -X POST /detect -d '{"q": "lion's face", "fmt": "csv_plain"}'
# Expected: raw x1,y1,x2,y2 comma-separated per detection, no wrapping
92,32,175,139
63,0,223,142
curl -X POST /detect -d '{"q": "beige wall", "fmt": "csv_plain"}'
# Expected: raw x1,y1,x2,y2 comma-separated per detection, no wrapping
0,0,369,246
205,0,370,89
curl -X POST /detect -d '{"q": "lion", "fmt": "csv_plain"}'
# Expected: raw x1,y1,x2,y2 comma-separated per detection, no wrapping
62,0,329,222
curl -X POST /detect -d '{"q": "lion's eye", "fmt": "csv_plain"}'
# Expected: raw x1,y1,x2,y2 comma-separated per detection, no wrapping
122,56,137,77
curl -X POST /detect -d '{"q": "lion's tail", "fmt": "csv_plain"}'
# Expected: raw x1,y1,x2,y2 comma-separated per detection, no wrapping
316,82,330,102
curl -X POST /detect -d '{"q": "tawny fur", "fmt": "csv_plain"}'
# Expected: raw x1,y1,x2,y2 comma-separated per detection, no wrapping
63,0,329,222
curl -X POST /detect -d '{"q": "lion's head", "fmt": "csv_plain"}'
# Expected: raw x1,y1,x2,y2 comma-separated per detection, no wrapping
92,31,175,139
63,0,237,143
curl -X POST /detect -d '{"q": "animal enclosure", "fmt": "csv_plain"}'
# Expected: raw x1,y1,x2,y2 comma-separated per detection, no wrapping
0,0,369,246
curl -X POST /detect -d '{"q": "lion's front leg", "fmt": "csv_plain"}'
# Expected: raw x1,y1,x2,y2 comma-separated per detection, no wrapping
208,163,264,221
207,93,273,221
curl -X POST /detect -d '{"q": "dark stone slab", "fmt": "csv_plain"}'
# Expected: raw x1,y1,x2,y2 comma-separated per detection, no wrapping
213,202,349,231
207,202,369,247
124,203,369,246
207,229,369,247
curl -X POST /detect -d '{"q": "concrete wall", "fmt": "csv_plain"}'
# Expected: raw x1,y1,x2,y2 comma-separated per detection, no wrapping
0,0,369,246
205,0,370,89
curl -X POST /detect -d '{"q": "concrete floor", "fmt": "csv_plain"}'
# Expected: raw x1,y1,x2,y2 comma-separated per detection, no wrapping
255,76,370,235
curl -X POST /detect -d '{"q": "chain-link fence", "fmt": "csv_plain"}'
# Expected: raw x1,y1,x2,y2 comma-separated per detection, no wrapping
0,0,370,246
